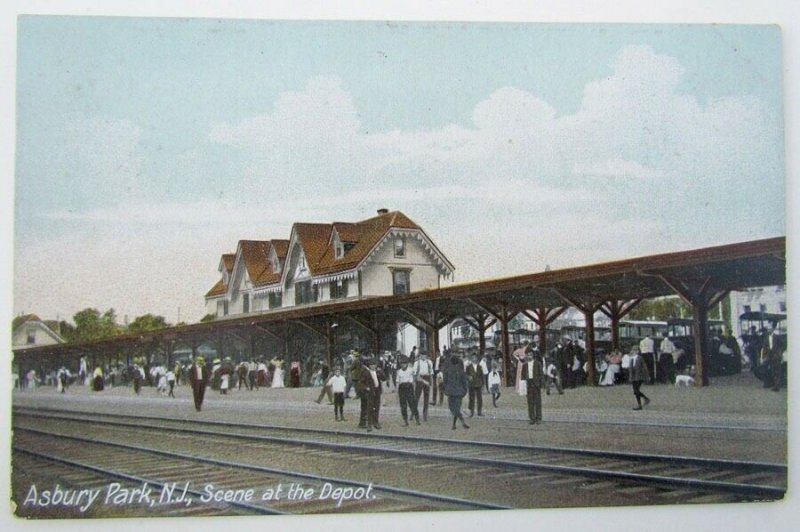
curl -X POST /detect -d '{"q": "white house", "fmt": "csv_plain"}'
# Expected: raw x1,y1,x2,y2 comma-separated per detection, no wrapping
205,209,455,318
12,314,65,349
729,285,787,337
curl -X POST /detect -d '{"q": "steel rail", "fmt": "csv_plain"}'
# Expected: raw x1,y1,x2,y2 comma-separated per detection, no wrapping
14,406,787,473
14,426,511,511
13,445,285,515
14,410,785,500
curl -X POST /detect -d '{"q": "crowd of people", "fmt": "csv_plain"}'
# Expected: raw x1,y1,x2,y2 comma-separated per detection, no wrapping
15,324,787,422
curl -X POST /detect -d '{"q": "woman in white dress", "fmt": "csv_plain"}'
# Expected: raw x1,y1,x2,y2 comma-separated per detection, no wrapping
599,350,622,386
271,358,285,388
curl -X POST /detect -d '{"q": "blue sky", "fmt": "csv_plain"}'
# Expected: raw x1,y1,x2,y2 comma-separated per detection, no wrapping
12,16,786,324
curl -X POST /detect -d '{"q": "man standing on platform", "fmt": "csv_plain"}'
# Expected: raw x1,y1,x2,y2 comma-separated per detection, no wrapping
189,356,209,412
361,358,384,431
521,352,543,424
658,334,677,384
413,351,434,421
639,334,656,384
479,352,490,393
466,354,484,417
396,357,420,426
350,353,368,428
630,350,651,410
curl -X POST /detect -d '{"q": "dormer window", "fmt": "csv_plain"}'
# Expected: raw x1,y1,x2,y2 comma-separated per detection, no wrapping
272,256,281,273
335,241,344,259
394,236,405,258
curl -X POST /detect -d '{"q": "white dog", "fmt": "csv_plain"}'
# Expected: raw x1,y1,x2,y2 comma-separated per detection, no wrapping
675,375,695,387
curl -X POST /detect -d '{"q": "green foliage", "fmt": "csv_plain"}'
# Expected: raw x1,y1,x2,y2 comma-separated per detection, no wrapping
508,314,526,331
200,313,217,323
62,308,123,343
627,297,690,321
61,309,174,343
127,313,170,333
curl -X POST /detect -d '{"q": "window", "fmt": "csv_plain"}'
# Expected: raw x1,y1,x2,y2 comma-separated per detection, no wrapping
295,281,318,305
272,257,281,273
269,292,282,309
330,279,348,299
779,301,786,312
26,329,36,345
218,300,229,317
394,236,405,258
743,305,751,313
335,239,345,259
243,293,250,313
392,269,411,295
760,304,767,312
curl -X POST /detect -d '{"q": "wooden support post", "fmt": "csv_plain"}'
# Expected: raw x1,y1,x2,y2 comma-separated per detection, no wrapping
326,320,335,370
655,273,730,386
599,299,642,352
522,306,568,355
462,313,496,359
553,288,601,386
499,306,512,386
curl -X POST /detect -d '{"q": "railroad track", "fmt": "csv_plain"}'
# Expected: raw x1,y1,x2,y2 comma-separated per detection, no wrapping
12,406,786,516
13,427,505,518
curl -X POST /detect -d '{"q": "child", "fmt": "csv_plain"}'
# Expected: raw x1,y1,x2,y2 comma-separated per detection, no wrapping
166,369,176,398
327,367,347,421
488,363,502,407
545,359,563,395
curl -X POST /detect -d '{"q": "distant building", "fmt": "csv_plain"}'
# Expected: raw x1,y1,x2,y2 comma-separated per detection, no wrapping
12,314,65,349
729,285,787,338
205,209,455,318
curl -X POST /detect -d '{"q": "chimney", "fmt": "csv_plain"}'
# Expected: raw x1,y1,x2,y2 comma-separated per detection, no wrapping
377,208,389,215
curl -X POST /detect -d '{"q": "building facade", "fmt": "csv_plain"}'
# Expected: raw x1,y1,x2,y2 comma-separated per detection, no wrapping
12,314,65,350
729,285,787,338
205,209,455,318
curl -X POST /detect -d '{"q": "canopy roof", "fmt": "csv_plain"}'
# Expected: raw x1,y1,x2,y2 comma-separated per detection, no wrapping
14,236,785,361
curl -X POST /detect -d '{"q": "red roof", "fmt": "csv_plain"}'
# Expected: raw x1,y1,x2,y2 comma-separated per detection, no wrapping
208,210,446,298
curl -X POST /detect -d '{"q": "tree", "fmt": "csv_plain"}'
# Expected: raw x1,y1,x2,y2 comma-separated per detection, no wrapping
200,314,217,323
127,313,170,333
627,297,690,321
63,308,123,343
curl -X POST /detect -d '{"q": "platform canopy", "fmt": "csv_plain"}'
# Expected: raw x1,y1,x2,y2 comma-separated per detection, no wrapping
14,236,786,387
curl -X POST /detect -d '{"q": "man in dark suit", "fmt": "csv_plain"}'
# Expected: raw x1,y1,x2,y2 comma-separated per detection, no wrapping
361,358,384,431
189,356,209,412
465,354,484,417
521,352,544,424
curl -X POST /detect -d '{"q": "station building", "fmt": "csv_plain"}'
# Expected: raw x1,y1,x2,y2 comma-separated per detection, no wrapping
12,314,65,350
205,209,455,319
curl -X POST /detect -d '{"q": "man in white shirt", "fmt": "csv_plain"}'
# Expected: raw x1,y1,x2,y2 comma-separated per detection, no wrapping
479,354,490,392
396,358,420,426
488,362,502,407
639,335,656,384
327,367,347,421
413,352,434,421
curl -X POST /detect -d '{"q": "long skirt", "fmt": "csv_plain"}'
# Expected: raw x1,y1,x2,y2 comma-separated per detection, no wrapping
515,363,527,395
447,394,465,418
272,369,284,388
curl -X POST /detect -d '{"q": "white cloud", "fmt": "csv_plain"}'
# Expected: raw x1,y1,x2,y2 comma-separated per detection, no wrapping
573,158,665,179
16,45,783,322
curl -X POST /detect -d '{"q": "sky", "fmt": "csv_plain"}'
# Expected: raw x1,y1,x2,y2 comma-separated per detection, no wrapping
9,11,788,327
